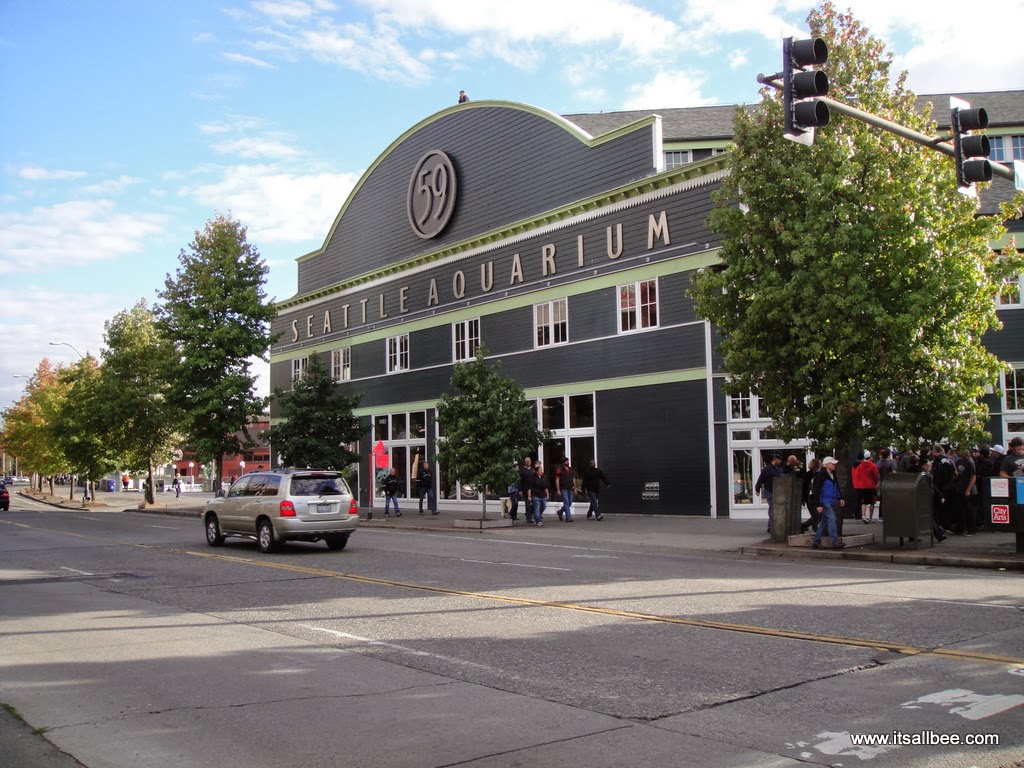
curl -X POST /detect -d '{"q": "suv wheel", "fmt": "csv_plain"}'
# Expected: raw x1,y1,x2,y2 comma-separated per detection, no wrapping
257,519,279,553
205,515,225,547
325,534,350,551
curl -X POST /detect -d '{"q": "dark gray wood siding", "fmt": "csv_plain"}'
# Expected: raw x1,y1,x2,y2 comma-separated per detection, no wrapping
296,105,661,294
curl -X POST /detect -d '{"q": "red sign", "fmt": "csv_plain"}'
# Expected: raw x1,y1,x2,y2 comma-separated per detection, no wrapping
991,504,1010,524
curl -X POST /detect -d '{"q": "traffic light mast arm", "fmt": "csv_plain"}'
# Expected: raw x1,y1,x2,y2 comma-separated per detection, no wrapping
757,75,1015,184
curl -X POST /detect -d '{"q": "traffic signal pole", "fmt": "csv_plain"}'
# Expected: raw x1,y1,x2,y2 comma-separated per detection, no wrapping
757,74,1017,184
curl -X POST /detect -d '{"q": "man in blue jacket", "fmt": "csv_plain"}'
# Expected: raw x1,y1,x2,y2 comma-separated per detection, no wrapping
809,456,846,549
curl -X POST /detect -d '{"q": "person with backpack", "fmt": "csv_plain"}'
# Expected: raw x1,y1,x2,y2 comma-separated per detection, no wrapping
929,444,957,531
382,467,402,518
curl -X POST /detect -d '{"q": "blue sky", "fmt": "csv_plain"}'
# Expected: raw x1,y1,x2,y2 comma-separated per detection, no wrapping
2,0,1022,412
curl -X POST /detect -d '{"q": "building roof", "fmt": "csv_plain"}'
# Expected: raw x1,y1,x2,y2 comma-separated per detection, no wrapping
564,90,1023,215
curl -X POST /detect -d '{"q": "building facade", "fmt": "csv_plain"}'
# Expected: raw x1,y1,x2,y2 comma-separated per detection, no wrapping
269,92,1024,520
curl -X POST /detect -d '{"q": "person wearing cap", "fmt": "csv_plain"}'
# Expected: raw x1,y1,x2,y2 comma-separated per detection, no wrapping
754,453,784,534
999,437,1024,478
809,457,845,549
852,449,880,523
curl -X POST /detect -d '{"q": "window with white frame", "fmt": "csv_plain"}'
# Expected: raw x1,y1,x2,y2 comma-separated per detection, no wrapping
665,150,691,169
1013,135,1024,161
453,318,480,361
998,275,1023,308
387,334,409,373
618,279,658,333
291,356,308,383
331,348,351,381
1006,366,1024,412
535,298,568,348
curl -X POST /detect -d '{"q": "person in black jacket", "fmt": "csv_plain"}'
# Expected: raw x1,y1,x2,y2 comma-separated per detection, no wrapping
417,462,436,515
382,467,402,518
530,463,549,527
581,459,610,520
519,457,535,523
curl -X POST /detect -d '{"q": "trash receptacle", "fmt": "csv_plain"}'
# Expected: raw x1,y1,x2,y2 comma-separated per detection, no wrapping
105,479,116,493
881,473,934,548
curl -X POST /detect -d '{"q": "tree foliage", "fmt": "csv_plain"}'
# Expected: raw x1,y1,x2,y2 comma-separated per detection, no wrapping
52,357,120,501
155,215,276,490
435,347,547,518
265,353,366,470
1,360,67,484
97,300,183,503
690,1,1024,453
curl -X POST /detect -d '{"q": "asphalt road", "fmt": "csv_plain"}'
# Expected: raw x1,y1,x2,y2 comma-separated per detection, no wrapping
2,495,1023,767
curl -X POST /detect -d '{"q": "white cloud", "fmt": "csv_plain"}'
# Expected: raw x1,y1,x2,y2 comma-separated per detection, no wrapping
622,70,718,110
0,200,167,273
82,176,144,195
185,164,360,244
224,51,276,68
212,137,302,159
19,167,88,181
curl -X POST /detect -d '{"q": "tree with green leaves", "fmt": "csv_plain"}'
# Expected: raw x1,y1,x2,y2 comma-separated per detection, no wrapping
96,300,183,504
265,353,366,470
691,1,1024,458
1,360,68,494
52,357,120,505
155,215,276,492
435,347,547,519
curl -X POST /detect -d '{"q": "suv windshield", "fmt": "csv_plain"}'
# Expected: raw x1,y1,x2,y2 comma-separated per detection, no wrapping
290,475,348,497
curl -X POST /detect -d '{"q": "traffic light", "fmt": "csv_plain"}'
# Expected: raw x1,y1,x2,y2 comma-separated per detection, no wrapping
951,105,992,189
783,37,830,145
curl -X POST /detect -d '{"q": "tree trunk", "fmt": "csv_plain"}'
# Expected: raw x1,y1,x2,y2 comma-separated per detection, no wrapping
69,475,75,501
145,459,156,505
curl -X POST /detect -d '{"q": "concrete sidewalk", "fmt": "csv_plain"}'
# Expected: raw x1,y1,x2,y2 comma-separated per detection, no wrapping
17,487,1024,572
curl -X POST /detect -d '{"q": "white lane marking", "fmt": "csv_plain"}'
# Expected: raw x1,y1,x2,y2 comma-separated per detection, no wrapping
302,627,503,673
60,567,95,576
787,731,896,761
902,689,1024,720
145,525,178,530
458,558,570,571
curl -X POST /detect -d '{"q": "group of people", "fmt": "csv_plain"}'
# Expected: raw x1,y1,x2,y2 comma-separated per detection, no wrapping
508,456,610,526
371,456,612,525
755,436,1024,549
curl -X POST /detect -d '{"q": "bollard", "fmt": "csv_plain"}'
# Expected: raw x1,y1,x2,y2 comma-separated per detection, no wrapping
770,474,803,543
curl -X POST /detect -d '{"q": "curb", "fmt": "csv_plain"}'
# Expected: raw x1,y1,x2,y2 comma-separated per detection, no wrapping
741,544,1024,572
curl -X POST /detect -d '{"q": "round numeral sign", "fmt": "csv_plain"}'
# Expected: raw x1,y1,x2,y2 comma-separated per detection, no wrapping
407,150,457,239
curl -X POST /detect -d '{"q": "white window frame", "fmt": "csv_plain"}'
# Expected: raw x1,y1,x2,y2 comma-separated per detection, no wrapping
535,298,568,348
998,274,1023,308
618,278,659,333
291,356,308,384
665,150,691,169
331,348,351,381
990,135,1007,163
1013,135,1024,161
387,334,409,373
452,318,480,362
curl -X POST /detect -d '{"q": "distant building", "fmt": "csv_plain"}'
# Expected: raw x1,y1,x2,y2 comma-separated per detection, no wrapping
269,92,1024,521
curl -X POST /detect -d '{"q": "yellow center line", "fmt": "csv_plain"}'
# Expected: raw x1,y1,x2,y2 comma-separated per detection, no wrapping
8,520,1024,668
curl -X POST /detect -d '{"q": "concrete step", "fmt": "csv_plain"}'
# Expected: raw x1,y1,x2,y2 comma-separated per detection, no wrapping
787,532,876,548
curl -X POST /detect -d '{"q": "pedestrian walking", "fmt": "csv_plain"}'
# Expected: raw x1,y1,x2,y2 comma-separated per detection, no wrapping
555,457,576,521
800,458,821,533
382,467,402,518
507,461,521,522
852,450,879,523
531,462,549,527
417,461,437,515
809,457,846,550
581,459,609,520
754,454,783,533
519,456,535,524
172,472,181,499
122,473,130,492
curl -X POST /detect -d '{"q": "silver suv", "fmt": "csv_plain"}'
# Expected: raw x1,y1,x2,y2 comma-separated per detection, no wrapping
202,469,359,552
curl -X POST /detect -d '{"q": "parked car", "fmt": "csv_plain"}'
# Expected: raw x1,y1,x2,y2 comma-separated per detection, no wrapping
2,476,12,486
202,469,359,553
0,483,10,511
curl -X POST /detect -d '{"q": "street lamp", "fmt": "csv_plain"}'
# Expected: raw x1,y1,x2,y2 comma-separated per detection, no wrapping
49,340,84,359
